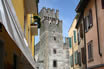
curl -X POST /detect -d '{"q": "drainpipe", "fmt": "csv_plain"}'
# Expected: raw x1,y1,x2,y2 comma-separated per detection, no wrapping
82,13,87,69
95,0,102,56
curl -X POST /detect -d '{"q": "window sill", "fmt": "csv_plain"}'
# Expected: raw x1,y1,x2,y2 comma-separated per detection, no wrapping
88,58,94,63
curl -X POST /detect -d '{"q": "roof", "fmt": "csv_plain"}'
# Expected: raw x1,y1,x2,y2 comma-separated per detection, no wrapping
75,0,90,13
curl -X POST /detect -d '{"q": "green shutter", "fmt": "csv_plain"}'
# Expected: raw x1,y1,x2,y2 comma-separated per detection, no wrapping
74,31,76,43
75,52,76,64
69,38,72,48
75,51,78,64
70,55,73,67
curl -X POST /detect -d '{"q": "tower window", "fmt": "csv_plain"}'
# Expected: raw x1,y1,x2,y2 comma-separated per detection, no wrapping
54,37,56,41
53,49,56,54
53,60,57,67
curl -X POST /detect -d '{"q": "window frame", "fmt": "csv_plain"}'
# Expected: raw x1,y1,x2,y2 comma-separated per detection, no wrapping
87,40,93,62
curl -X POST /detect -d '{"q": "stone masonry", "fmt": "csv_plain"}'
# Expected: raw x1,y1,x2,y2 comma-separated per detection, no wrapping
35,7,70,69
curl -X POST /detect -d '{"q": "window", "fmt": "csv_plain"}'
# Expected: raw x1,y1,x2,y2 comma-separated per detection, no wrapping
54,37,56,41
13,54,17,69
88,41,93,62
85,9,93,32
73,31,76,43
53,49,56,54
70,55,73,67
0,23,2,32
78,30,80,45
53,60,57,67
69,37,72,48
102,0,104,9
0,40,4,69
78,52,81,66
88,9,93,28
37,67,39,69
81,48,86,64
80,23,83,39
74,51,78,64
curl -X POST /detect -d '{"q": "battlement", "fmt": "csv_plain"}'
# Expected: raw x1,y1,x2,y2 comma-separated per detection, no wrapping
39,7,59,19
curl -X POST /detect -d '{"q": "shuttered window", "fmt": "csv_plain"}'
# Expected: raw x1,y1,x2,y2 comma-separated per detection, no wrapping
88,41,93,61
85,9,93,33
69,37,72,48
88,9,93,27
102,0,104,9
78,52,81,66
74,31,76,43
70,55,73,67
78,30,80,45
75,51,78,64
81,48,86,64
80,23,83,39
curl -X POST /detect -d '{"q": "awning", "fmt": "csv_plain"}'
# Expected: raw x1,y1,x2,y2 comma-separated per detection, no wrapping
0,0,36,68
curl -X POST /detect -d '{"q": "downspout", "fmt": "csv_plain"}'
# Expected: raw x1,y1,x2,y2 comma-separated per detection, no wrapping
82,13,87,69
95,0,102,56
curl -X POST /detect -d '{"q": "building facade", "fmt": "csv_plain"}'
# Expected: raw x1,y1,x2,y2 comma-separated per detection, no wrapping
0,0,40,69
68,18,80,69
75,14,86,69
35,7,69,69
76,0,104,69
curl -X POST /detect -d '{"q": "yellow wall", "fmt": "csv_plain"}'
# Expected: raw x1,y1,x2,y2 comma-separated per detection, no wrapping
11,0,37,57
68,18,79,69
11,0,24,31
0,26,23,69
27,14,35,57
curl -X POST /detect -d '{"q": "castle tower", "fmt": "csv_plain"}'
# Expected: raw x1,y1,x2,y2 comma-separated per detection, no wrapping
38,7,66,69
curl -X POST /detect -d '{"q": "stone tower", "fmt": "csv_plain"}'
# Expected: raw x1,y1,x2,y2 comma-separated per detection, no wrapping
37,7,68,69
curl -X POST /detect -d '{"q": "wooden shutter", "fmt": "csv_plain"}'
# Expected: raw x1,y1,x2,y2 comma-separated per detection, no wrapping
89,9,93,27
78,30,80,45
88,41,93,60
75,51,78,64
70,55,73,67
81,48,86,64
80,23,83,38
69,38,72,48
78,52,81,66
102,0,104,9
74,31,76,43
84,17,88,32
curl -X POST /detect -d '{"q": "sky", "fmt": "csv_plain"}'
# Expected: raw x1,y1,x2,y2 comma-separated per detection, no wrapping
35,0,80,44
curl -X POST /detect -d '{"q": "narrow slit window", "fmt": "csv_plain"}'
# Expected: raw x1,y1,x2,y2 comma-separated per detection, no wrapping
53,49,56,54
53,60,57,67
54,37,56,41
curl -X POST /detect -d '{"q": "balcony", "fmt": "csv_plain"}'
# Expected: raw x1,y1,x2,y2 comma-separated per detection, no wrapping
31,15,41,35
31,23,38,35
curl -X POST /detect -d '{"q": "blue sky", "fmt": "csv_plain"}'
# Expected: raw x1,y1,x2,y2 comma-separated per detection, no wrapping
35,0,80,44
